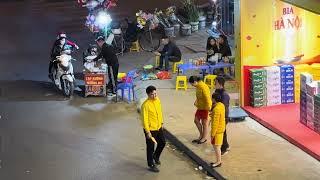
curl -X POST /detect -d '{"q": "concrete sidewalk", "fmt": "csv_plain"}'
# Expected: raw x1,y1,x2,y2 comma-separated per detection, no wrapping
134,78,320,179
132,31,320,179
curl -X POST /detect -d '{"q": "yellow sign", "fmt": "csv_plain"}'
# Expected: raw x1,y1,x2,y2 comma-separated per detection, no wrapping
240,0,320,66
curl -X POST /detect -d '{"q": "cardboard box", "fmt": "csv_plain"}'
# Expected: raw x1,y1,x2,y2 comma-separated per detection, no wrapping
300,118,307,125
300,73,313,92
306,81,319,96
250,69,266,76
267,99,281,106
281,73,294,80
282,99,295,104
251,78,266,84
281,79,294,86
281,85,295,92
251,101,266,107
306,120,315,130
280,65,294,73
251,84,266,91
251,89,266,96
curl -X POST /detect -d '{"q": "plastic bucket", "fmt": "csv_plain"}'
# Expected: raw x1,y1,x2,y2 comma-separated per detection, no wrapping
173,24,180,37
198,16,206,29
181,24,191,36
190,21,199,32
164,27,175,37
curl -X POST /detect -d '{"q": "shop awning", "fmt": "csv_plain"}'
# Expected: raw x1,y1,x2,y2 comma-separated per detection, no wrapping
280,0,320,14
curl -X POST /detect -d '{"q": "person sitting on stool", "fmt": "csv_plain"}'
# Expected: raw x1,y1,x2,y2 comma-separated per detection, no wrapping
154,36,181,71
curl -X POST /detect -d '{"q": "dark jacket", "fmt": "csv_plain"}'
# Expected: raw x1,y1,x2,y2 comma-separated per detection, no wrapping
94,43,119,66
215,89,230,119
160,41,181,59
218,43,232,58
50,43,63,61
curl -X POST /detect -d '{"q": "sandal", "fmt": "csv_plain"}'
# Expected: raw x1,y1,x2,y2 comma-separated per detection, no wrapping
192,139,200,143
210,162,222,168
197,139,207,144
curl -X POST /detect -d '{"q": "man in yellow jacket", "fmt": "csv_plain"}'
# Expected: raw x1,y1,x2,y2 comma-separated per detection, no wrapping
189,76,212,144
210,92,226,168
141,86,166,173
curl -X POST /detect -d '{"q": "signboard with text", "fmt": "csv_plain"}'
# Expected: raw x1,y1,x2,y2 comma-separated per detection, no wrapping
84,73,107,97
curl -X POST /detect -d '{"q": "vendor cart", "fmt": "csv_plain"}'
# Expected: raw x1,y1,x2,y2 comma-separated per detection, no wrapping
83,57,108,97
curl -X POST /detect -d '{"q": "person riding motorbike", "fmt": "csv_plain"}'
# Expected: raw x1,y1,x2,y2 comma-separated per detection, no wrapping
49,32,79,79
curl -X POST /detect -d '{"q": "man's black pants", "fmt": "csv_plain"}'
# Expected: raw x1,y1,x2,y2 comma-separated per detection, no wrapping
159,55,180,71
107,64,119,93
221,120,230,152
144,128,166,167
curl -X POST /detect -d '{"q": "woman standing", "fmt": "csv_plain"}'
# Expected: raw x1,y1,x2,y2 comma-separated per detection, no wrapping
210,92,226,168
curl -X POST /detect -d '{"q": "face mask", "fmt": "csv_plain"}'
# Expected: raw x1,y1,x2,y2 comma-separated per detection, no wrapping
60,39,66,45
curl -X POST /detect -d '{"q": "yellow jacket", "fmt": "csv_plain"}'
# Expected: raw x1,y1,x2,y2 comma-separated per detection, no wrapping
141,97,163,132
195,81,212,110
211,102,226,136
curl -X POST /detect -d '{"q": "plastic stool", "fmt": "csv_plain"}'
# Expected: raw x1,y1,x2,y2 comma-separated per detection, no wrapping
130,41,140,52
118,73,126,79
173,60,184,73
204,75,217,89
155,55,160,67
176,76,187,90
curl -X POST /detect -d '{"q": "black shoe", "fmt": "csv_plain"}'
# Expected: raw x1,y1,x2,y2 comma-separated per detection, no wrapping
148,164,159,173
153,155,161,165
155,67,162,71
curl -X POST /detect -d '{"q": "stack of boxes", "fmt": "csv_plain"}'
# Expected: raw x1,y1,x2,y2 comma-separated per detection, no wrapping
249,69,267,107
300,73,313,125
306,81,318,130
314,93,320,134
264,66,281,106
280,65,295,104
294,64,310,103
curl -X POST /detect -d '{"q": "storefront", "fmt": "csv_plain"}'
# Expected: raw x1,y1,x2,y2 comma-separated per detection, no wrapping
234,0,320,160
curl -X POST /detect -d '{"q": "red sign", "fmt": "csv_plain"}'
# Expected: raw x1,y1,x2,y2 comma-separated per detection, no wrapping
85,74,105,85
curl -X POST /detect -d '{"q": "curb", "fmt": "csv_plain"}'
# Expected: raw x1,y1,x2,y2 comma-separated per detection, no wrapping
163,128,226,180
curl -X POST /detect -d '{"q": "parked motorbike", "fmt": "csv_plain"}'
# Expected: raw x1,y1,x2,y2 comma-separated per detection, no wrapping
50,45,77,97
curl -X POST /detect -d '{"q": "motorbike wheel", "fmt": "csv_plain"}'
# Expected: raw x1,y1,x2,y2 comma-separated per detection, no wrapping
61,79,74,97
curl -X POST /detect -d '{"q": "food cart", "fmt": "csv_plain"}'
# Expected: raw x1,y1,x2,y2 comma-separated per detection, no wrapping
83,55,108,97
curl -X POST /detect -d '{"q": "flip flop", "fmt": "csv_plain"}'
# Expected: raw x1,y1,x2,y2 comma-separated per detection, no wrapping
192,139,199,143
197,139,207,144
210,162,222,168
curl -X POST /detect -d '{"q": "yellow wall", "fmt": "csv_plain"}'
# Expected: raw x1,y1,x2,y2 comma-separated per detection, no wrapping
240,0,320,66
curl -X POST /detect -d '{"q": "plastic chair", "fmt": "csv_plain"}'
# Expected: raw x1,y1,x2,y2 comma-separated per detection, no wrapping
130,41,140,52
176,76,188,91
173,60,183,73
204,74,217,89
116,69,137,102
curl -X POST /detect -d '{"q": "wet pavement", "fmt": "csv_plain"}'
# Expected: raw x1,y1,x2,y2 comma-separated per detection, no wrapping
0,0,210,179
0,101,206,180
